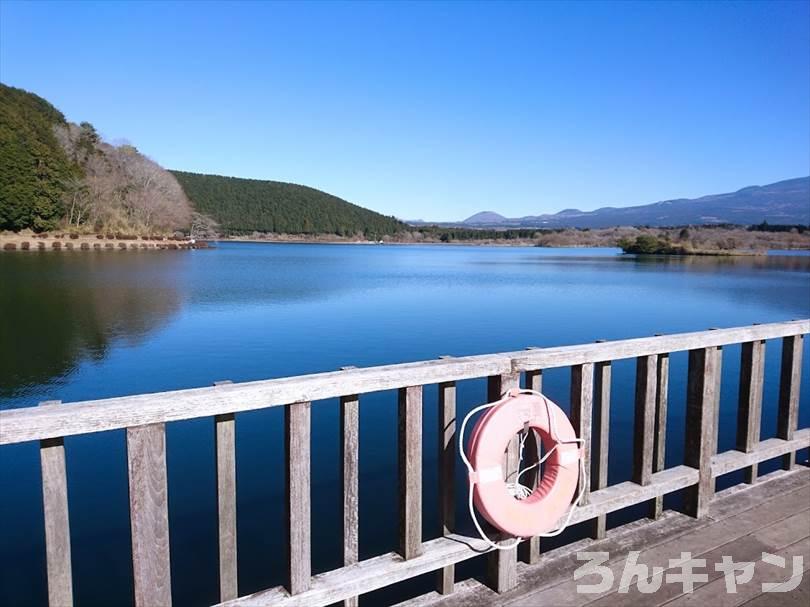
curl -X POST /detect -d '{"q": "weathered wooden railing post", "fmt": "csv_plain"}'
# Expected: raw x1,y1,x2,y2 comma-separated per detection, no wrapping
436,364,456,594
592,357,611,538
39,400,73,607
486,371,520,593
633,355,657,514
777,335,803,470
2,320,808,607
340,366,360,607
399,385,423,560
683,348,718,518
711,344,723,455
127,423,172,607
737,340,765,483
570,363,594,531
213,381,238,602
519,364,542,564
286,401,311,595
652,353,669,518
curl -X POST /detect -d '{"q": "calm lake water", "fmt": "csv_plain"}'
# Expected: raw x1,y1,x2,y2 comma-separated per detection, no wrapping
1,243,809,606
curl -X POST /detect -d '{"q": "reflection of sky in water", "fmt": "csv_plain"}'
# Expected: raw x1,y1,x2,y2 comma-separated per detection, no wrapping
0,243,808,607
2,243,808,405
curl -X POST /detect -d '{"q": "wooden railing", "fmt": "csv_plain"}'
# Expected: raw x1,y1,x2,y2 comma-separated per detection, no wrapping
1,320,808,607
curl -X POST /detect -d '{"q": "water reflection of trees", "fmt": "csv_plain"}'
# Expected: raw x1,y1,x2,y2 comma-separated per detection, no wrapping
508,252,810,275
0,253,185,400
621,253,810,273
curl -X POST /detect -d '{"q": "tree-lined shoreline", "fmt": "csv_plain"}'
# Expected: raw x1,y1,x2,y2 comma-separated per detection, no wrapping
213,223,810,253
4,222,809,254
2,83,809,256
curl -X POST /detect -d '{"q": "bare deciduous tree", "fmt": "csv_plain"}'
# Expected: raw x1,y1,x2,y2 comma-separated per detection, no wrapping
53,123,198,234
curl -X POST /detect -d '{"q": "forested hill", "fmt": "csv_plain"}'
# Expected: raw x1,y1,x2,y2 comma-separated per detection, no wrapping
1,83,193,233
0,84,75,230
171,170,406,237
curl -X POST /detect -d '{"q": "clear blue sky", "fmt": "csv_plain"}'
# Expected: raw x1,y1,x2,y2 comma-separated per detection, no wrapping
1,1,808,221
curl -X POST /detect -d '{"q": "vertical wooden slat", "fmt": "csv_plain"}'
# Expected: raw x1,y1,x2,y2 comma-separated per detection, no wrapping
213,381,237,602
777,335,803,470
711,346,723,455
286,401,311,595
633,355,657,487
525,369,542,392
436,380,456,594
571,363,595,556
737,340,765,483
683,348,718,518
340,391,359,607
570,363,594,505
486,372,520,593
127,423,172,607
398,386,423,560
39,400,73,607
519,369,542,565
651,354,669,519
592,360,611,538
520,369,542,490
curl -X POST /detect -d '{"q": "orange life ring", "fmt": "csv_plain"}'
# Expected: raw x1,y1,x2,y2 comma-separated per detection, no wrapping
467,389,581,538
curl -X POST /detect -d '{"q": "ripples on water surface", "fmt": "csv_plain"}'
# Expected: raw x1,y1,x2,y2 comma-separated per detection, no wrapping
1,243,808,605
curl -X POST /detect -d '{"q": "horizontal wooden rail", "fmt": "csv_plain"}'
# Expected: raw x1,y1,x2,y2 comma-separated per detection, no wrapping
711,429,810,478
1,319,807,445
2,319,808,607
510,319,808,371
214,466,699,607
0,355,510,445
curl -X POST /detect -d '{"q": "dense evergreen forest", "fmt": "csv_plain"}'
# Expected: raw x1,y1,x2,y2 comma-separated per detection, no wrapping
171,170,406,237
0,84,75,230
0,83,193,233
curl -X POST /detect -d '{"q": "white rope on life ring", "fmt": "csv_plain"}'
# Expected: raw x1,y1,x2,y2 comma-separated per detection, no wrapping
459,388,587,551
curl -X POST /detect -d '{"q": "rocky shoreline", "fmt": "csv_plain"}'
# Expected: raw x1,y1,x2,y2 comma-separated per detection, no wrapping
0,232,209,252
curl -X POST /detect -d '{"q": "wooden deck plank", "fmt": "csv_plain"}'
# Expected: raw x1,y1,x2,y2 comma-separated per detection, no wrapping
381,471,810,607
739,565,810,607
582,509,810,607
665,538,810,607
512,487,810,607
419,468,810,607
390,579,488,607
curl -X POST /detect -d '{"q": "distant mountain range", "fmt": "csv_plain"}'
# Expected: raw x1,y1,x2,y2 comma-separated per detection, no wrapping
458,177,810,228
